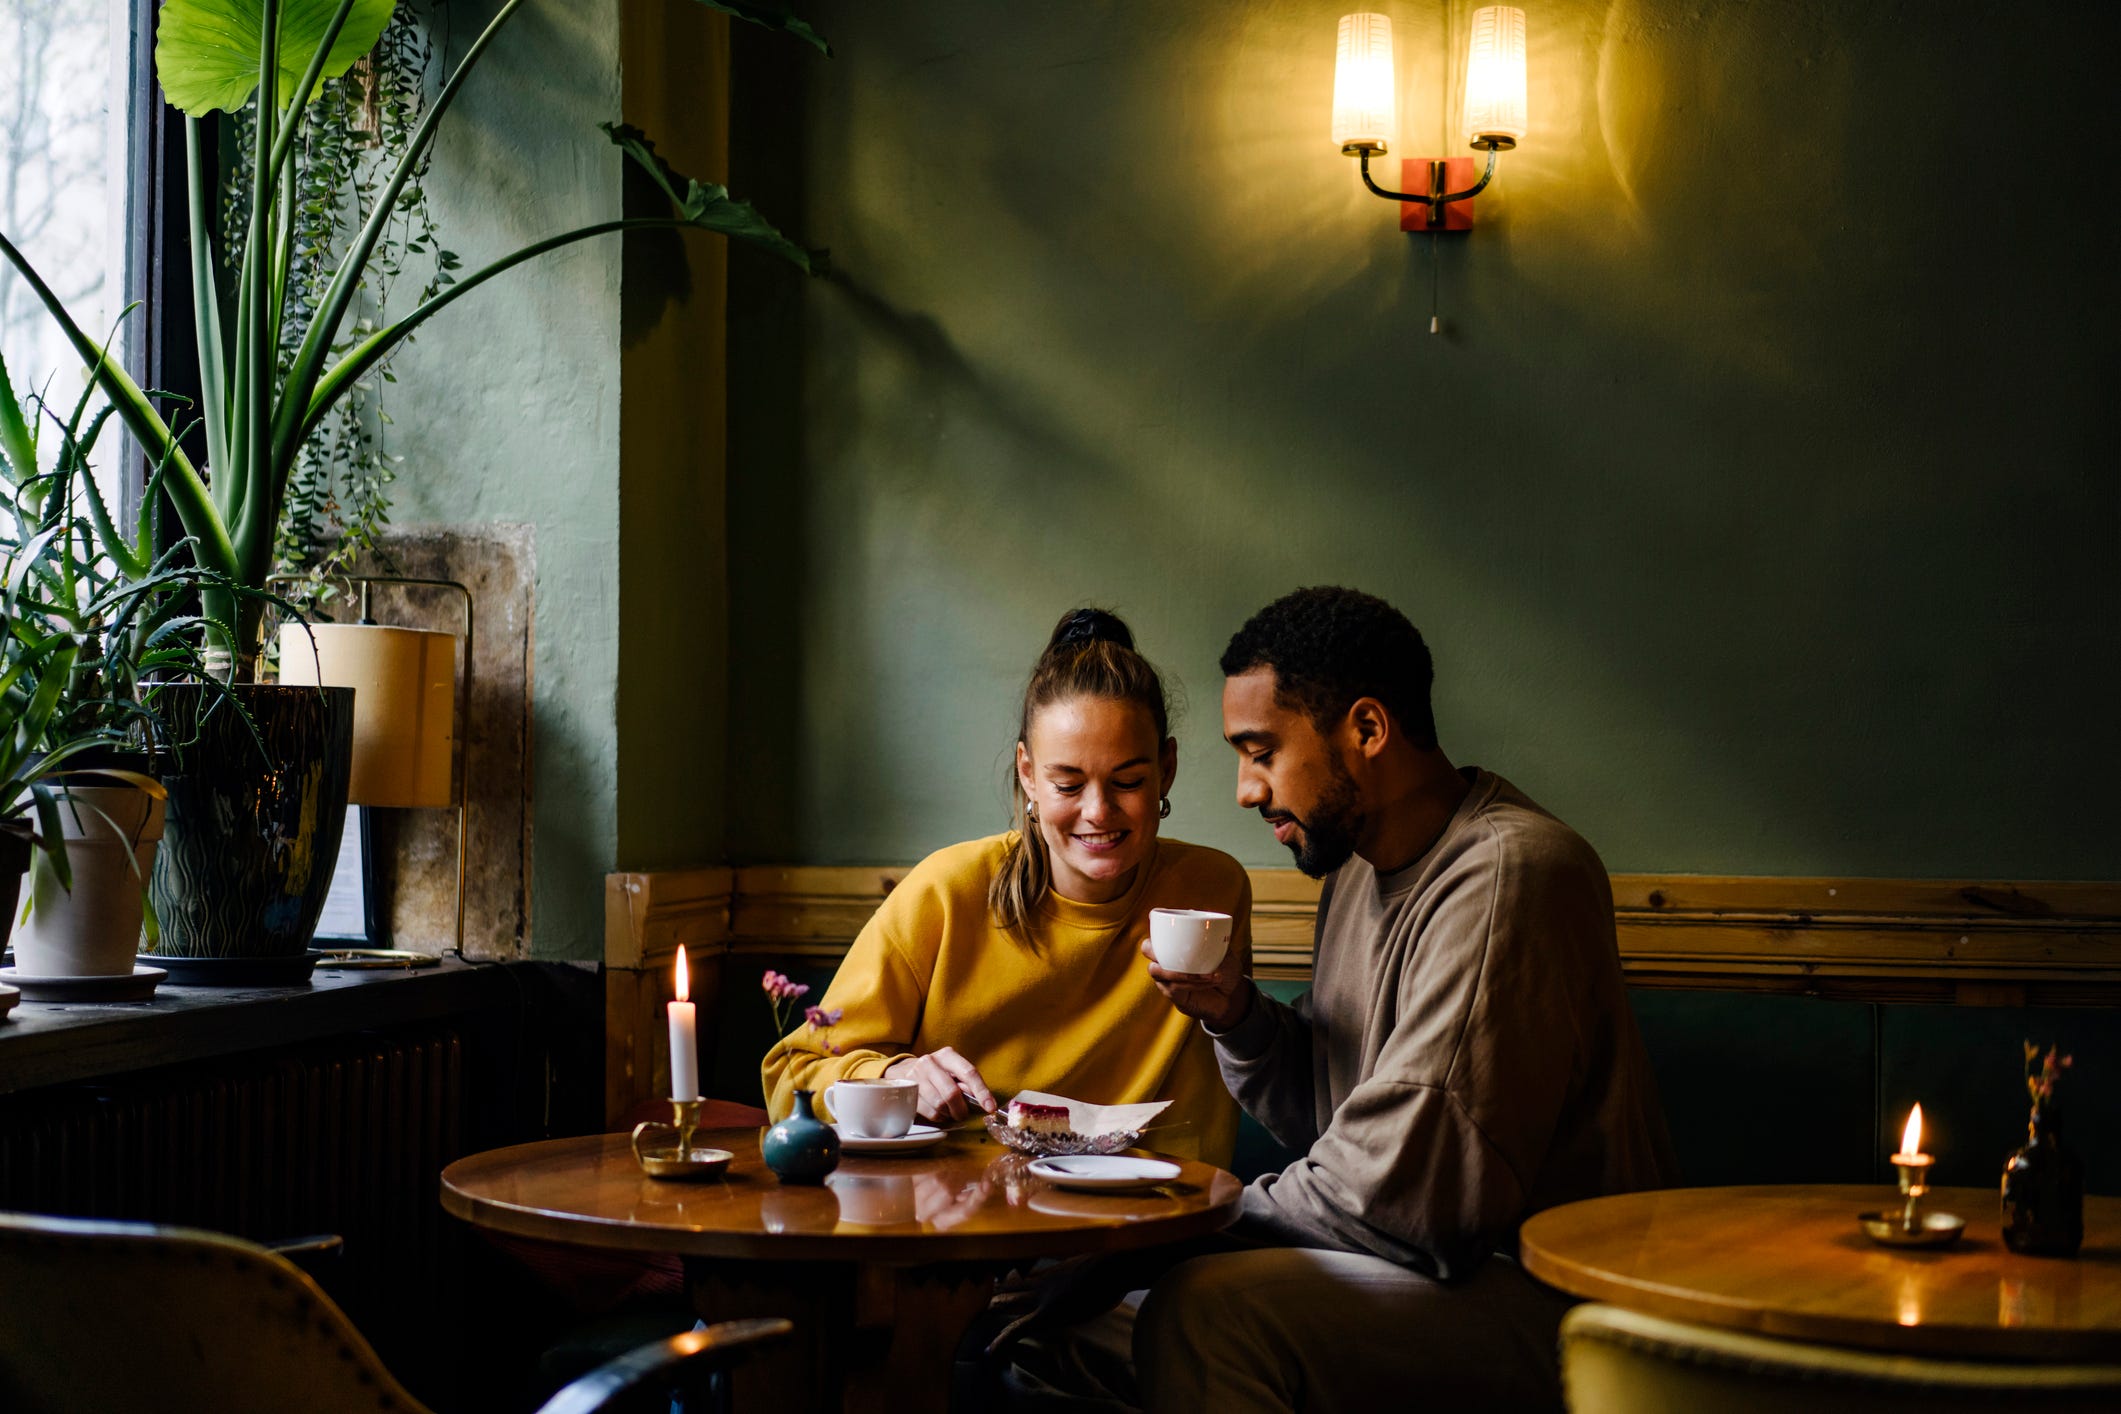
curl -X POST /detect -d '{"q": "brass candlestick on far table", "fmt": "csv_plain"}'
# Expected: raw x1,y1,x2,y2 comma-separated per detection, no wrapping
1859,1103,1965,1247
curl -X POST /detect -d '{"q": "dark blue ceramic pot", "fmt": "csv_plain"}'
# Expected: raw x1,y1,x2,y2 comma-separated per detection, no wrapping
762,1090,841,1184
146,683,356,958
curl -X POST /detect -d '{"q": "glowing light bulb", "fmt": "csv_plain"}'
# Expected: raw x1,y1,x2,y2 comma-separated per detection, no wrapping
1332,13,1396,154
1463,6,1529,148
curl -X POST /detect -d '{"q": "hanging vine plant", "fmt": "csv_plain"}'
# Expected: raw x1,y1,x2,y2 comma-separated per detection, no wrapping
220,0,455,617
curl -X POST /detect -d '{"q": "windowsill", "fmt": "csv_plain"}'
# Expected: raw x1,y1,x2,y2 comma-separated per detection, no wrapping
0,958,522,1096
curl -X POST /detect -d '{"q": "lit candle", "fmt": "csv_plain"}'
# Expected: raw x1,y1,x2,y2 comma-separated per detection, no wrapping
668,946,699,1102
1890,1103,1932,1230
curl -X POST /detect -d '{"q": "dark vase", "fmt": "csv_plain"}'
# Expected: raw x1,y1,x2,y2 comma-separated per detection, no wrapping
2002,1112,2083,1257
762,1090,841,1184
146,684,356,959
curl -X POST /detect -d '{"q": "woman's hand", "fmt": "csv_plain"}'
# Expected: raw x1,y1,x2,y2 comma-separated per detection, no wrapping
884,1047,997,1123
1140,938,1253,1033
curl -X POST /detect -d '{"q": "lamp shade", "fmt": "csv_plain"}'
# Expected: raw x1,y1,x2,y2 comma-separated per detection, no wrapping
1463,5,1528,147
278,623,457,808
1332,13,1396,154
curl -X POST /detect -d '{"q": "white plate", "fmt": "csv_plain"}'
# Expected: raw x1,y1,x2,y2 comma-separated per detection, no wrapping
831,1123,947,1154
1027,1155,1182,1192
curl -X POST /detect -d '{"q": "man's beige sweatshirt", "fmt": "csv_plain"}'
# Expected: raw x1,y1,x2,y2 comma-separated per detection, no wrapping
1212,768,1678,1279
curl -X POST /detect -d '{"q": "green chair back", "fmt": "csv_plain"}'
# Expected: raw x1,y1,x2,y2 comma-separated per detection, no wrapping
1561,1303,2121,1414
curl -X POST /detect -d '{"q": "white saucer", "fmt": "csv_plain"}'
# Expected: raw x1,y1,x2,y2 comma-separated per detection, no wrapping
1027,1155,1181,1191
831,1123,947,1154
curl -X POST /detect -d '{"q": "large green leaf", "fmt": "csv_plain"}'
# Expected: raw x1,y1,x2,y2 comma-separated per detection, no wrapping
603,124,819,274
691,0,831,56
156,0,397,116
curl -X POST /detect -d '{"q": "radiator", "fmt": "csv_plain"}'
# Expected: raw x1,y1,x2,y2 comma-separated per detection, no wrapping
0,1026,467,1381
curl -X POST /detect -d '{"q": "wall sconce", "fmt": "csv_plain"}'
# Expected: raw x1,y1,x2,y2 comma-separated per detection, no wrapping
1334,8,1527,233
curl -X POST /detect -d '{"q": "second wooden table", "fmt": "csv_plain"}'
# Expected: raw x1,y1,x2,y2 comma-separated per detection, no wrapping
1521,1184,2121,1361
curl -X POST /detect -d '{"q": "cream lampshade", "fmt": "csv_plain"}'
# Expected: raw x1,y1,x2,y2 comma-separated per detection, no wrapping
1332,13,1396,155
1463,5,1529,149
279,623,457,809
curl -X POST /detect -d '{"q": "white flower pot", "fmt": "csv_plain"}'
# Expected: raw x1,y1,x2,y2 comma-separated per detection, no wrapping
11,784,167,978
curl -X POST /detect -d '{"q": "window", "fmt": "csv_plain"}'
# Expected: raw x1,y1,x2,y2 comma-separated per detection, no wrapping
2,0,176,506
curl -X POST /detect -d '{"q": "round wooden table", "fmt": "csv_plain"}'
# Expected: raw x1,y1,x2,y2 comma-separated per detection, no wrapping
1521,1185,2121,1361
442,1128,1242,1413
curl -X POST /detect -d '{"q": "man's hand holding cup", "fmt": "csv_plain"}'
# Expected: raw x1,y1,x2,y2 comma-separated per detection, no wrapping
1141,907,1250,1033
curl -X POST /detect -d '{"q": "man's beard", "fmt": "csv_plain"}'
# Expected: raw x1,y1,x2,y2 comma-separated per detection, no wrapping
1280,758,1363,879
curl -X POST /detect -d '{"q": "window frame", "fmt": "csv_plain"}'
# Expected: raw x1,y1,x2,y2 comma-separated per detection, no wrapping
119,0,205,525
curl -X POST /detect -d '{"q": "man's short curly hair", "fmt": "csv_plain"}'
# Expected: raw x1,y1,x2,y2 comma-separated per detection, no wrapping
1219,587,1438,748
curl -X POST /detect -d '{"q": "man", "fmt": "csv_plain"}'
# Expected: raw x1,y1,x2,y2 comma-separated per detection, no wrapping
1134,586,1676,1412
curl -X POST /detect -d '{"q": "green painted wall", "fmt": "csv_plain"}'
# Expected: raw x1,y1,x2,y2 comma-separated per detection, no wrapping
391,0,624,959
725,0,2119,877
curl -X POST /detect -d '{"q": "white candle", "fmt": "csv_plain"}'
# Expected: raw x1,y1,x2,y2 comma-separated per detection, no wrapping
668,946,699,1101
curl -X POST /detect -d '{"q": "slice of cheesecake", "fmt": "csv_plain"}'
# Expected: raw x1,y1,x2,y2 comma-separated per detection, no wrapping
1006,1099,1072,1136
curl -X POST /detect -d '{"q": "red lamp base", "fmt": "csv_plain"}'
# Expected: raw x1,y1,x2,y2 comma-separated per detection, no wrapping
1399,157,1477,232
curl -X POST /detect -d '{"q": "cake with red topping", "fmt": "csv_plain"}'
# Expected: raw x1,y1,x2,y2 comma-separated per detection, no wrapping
1007,1100,1072,1136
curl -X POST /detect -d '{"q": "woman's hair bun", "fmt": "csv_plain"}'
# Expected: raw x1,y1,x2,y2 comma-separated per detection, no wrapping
1047,606,1135,654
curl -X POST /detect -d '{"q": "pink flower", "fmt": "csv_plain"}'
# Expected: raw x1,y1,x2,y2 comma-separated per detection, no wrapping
763,970,834,1043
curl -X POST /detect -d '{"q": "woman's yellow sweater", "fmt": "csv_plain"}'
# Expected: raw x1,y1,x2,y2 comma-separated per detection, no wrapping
761,834,1250,1165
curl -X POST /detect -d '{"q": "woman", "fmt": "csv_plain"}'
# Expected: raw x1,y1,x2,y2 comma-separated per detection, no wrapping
762,608,1250,1164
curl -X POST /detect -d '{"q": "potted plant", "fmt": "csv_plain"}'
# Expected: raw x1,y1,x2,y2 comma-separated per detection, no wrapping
0,0,823,964
1,349,286,977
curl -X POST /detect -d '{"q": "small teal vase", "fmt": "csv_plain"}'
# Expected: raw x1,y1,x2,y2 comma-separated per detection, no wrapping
762,1089,841,1184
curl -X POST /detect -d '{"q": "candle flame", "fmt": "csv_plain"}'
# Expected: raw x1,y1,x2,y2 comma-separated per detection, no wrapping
1900,1103,1923,1156
674,945,690,1002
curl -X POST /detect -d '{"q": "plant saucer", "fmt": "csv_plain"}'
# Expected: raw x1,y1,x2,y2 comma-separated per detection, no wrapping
0,964,165,1002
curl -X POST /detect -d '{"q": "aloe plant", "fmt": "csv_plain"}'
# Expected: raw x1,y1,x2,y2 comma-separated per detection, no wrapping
0,0,822,679
1,343,293,888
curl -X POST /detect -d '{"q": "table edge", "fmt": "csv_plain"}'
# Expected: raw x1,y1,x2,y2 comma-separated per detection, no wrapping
440,1132,1245,1266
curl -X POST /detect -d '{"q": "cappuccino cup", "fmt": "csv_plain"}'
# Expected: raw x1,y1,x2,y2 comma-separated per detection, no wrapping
1149,908,1233,975
825,1077,920,1138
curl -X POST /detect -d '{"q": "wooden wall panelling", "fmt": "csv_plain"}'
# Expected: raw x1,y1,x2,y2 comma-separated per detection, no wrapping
1611,876,2121,1005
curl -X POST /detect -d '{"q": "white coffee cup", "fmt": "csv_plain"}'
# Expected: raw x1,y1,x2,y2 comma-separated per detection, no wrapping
1149,908,1233,975
825,1077,920,1138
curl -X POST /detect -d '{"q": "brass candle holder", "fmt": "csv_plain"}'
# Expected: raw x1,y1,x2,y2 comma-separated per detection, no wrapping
630,1098,734,1181
1858,1149,1965,1248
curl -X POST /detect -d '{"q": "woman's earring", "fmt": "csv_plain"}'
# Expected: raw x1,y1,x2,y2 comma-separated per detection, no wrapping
1158,796,1172,820
1025,801,1039,824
